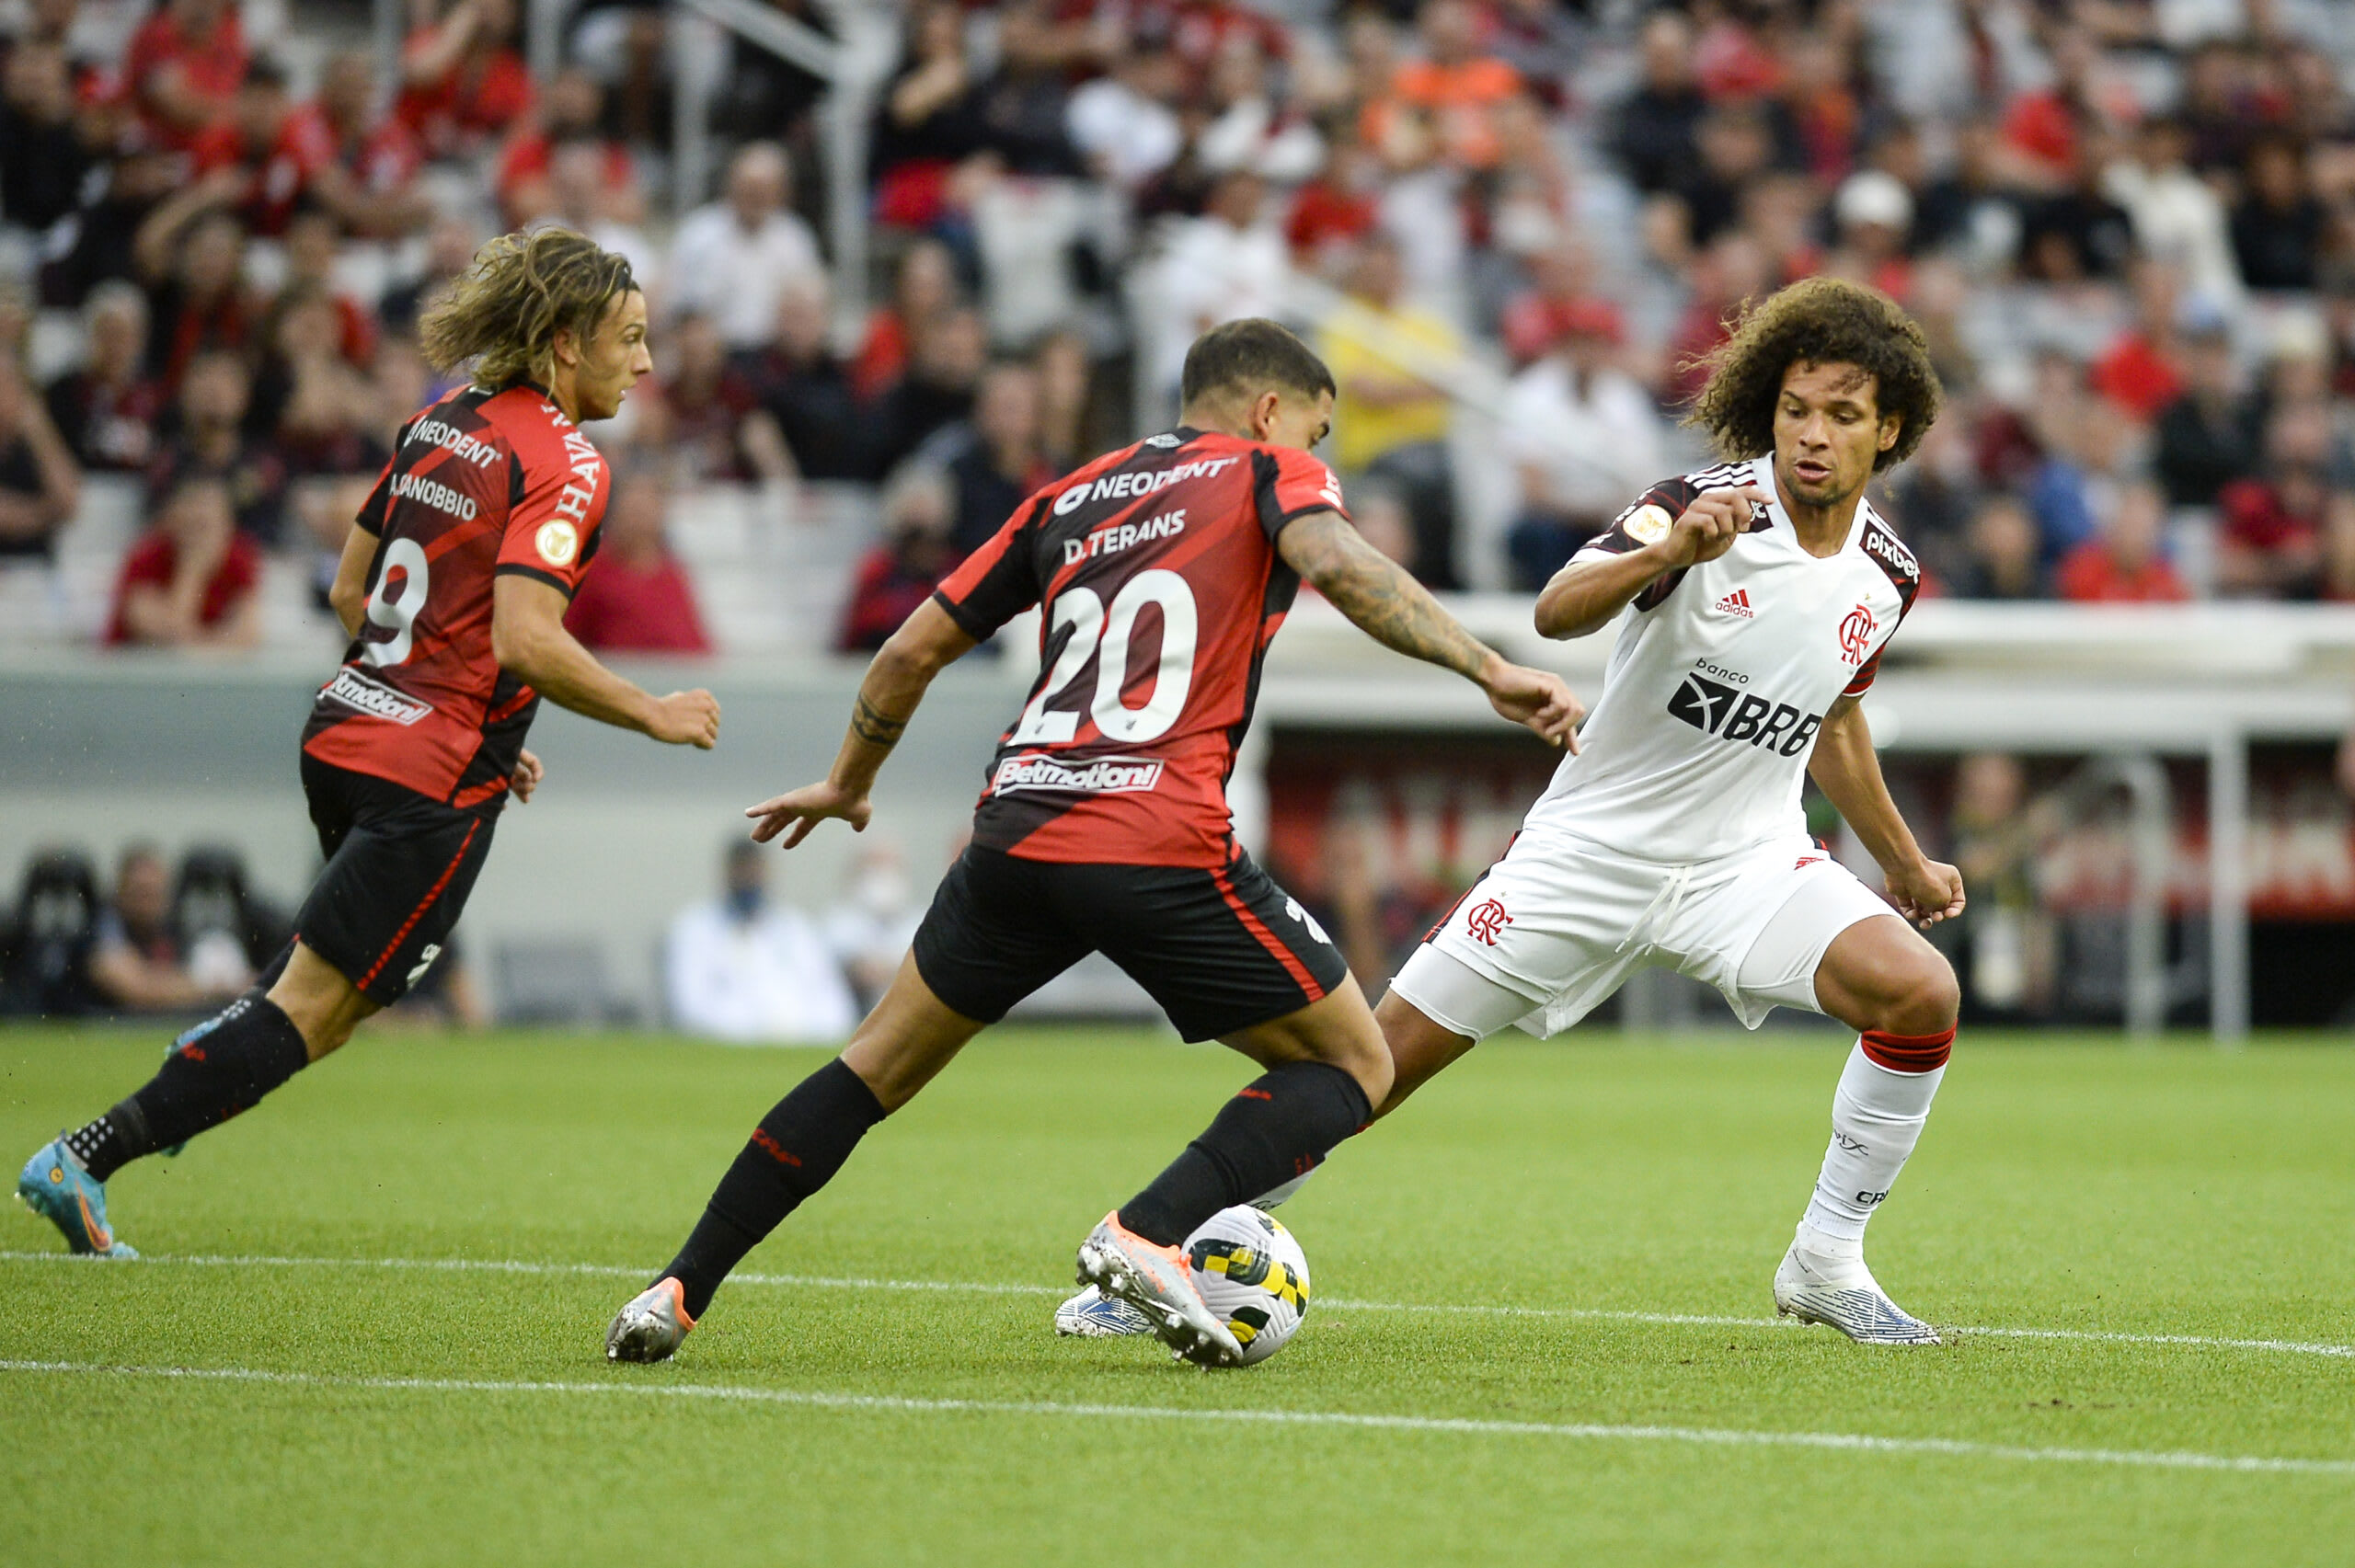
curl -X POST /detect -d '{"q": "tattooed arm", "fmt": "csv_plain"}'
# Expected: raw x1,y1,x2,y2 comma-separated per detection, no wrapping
1278,509,1586,749
747,599,978,849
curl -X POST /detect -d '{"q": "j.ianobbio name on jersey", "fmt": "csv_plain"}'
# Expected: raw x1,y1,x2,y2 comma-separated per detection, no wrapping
389,472,479,521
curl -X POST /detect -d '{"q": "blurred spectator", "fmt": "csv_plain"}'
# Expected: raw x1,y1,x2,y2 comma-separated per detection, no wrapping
2153,312,2258,508
2054,481,2189,603
1151,168,1289,396
169,844,286,979
2322,489,2355,603
852,237,959,404
512,132,661,293
1946,753,2056,1023
2087,261,2188,422
562,470,712,655
274,211,384,369
1952,495,2044,600
1031,326,1098,473
0,38,90,233
132,191,258,395
1197,32,1321,183
868,305,986,475
259,288,388,478
1824,170,1913,301
2016,149,2136,284
495,66,626,224
839,467,958,653
668,141,824,352
122,0,247,154
1065,28,1184,193
1610,9,1705,196
1662,227,1772,407
2102,114,2244,309
0,849,104,1017
398,0,534,161
289,50,428,238
88,842,241,1013
2216,401,2333,597
107,475,261,648
738,275,867,480
1499,300,1663,590
187,57,304,237
148,352,288,544
2022,383,2134,566
44,282,165,474
1317,234,1459,587
1913,114,2024,273
0,355,82,559
942,360,1050,554
1675,104,1776,250
38,145,179,309
2231,136,2326,293
640,313,779,485
381,210,480,338
821,842,925,1012
665,840,858,1044
1285,138,1384,273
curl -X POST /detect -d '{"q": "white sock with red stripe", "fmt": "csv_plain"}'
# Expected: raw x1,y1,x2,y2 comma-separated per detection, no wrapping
1798,1028,1952,1249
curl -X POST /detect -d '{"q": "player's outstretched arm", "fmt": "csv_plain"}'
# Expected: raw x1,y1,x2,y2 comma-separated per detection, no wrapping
1534,486,1764,639
490,575,720,748
1279,509,1583,748
1808,695,1965,929
747,599,979,849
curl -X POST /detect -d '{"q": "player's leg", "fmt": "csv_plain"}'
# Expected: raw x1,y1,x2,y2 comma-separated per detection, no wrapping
609,848,1072,1361
1730,866,1958,1344
16,765,471,1255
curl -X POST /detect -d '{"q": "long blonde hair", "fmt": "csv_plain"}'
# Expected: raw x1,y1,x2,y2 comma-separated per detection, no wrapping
418,227,638,391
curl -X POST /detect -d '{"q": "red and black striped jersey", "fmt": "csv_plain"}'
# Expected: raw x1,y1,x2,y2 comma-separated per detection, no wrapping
300,383,609,809
933,427,1349,868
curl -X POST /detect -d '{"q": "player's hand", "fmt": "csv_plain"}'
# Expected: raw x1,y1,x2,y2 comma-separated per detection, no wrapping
1654,486,1765,569
746,780,874,850
510,748,544,804
1887,858,1966,929
647,689,720,749
1481,658,1585,751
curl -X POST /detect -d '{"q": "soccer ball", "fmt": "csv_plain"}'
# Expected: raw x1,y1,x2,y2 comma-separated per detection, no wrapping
1183,1205,1311,1366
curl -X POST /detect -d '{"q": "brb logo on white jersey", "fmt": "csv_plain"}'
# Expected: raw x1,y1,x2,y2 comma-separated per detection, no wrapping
1666,668,1822,757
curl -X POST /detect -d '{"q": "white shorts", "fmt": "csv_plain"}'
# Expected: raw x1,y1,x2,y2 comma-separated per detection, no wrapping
1390,829,1895,1038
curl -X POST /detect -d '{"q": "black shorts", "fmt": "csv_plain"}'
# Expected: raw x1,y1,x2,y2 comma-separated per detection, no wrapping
293,755,499,1005
912,844,1350,1042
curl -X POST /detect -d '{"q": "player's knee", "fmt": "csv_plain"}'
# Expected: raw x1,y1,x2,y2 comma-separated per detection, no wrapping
1881,951,1959,1037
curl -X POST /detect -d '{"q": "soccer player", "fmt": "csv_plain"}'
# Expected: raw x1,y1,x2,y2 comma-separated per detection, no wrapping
1063,278,1964,1346
603,319,1583,1366
16,229,721,1257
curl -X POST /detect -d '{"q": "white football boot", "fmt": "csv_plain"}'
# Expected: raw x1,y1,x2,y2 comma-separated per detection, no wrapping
1054,1283,1155,1337
605,1277,697,1363
1773,1228,1940,1345
1075,1212,1242,1367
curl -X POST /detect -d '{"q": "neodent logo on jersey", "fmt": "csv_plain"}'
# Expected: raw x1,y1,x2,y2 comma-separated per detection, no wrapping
993,754,1166,795
1666,671,1821,757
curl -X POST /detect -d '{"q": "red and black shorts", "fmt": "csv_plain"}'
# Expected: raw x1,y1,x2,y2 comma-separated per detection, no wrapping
912,844,1350,1042
293,755,499,1005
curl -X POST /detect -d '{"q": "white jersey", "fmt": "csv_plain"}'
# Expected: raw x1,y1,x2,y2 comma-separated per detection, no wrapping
1522,455,1922,862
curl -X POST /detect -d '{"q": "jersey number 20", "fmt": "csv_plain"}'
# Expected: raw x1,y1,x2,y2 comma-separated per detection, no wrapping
1011,569,1198,746
362,537,431,667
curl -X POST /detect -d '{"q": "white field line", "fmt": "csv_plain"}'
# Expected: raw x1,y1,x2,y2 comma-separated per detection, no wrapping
3,1249,2350,1360
2,1357,2349,1478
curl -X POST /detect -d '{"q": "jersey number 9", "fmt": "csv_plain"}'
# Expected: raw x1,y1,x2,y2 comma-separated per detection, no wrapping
362,537,432,668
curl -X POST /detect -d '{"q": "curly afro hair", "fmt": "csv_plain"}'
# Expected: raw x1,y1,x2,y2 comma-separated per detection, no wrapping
1684,277,1941,474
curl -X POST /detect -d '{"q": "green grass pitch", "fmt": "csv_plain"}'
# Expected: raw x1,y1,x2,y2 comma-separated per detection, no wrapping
3,1024,2351,1566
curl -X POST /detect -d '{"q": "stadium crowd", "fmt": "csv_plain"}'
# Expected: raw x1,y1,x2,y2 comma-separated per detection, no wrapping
3,0,2355,653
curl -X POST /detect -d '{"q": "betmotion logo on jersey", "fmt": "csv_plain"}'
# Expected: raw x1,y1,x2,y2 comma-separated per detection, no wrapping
1666,669,1822,756
992,754,1166,795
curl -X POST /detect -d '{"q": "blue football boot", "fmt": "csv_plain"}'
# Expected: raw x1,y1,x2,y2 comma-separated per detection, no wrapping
16,1137,138,1257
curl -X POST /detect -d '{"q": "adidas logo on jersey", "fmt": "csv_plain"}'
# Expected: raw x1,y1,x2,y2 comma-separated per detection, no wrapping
1666,673,1822,757
1714,589,1755,617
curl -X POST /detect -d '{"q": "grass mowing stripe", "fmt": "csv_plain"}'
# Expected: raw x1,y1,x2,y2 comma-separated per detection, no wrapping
5,1357,2350,1479
6,1249,2350,1360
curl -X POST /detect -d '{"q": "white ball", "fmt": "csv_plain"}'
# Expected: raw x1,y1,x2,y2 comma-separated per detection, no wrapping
1183,1205,1311,1366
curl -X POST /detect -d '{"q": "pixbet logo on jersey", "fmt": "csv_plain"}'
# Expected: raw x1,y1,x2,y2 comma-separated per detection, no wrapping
1666,670,1822,756
1838,604,1878,666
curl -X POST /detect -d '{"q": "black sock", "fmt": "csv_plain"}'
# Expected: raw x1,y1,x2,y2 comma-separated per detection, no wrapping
84,995,312,1180
1118,1061,1373,1247
661,1058,887,1319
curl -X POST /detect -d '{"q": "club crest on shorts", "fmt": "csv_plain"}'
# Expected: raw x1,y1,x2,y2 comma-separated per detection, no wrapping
1837,604,1877,665
1465,898,1513,945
